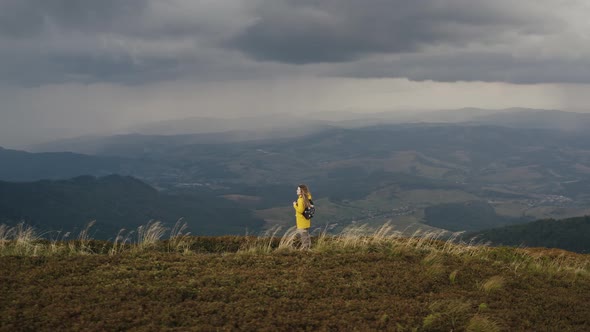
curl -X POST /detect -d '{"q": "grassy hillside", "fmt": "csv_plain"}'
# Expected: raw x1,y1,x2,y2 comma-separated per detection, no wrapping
1,223,589,331
468,216,590,254
0,175,264,238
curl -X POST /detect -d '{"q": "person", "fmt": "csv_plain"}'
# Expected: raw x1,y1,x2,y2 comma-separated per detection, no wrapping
293,184,313,250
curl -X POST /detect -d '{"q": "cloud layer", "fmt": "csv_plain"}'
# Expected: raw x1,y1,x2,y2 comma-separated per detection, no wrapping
1,0,590,85
230,0,550,63
2,0,590,148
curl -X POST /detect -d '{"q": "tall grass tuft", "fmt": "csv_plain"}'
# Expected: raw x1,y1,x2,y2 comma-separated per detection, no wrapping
237,226,283,254
466,315,501,332
73,221,96,254
480,276,505,294
13,222,40,256
0,224,10,249
109,228,133,256
311,224,333,252
136,220,167,251
277,226,299,251
48,230,71,254
168,218,192,253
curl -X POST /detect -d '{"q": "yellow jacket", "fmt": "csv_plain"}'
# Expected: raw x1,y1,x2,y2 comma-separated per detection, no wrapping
293,194,312,229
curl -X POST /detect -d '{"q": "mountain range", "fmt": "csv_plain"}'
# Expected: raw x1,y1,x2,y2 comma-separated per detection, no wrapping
2,108,590,249
28,108,590,155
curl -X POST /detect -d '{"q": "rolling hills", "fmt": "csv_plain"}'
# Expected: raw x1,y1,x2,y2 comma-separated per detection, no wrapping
0,146,123,181
4,109,590,236
468,215,590,253
0,175,264,238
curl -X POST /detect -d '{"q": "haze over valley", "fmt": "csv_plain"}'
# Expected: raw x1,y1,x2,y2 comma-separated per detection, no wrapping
2,108,590,250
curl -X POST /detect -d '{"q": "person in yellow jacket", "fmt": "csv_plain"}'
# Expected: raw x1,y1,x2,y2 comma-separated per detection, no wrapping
293,184,312,249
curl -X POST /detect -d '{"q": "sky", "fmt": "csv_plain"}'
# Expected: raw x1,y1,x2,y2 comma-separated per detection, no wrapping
1,0,590,148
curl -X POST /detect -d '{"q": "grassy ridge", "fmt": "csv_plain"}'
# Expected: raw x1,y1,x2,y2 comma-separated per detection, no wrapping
1,223,589,331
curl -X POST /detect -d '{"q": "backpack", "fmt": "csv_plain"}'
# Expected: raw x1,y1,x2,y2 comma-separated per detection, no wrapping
303,200,315,219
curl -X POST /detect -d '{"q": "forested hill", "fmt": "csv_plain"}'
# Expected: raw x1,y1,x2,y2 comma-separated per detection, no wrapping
0,175,264,238
0,146,122,181
467,216,590,253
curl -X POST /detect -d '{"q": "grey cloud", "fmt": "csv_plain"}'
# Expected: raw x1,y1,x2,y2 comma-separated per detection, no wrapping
0,0,587,86
0,51,249,87
0,0,147,37
0,0,152,85
0,0,248,41
0,0,240,86
229,0,557,64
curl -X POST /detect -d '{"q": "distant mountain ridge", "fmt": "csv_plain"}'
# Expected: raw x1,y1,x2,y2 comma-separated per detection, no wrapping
471,108,590,131
0,147,123,181
29,113,336,154
28,130,328,156
27,108,590,155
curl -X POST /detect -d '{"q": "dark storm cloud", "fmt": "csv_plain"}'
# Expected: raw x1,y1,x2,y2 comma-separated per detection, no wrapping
0,0,154,85
229,0,554,64
0,0,147,37
0,0,231,85
0,0,589,85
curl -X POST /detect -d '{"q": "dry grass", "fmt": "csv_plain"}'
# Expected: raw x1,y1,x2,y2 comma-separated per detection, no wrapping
0,220,589,331
0,221,588,280
1,222,42,256
109,228,133,256
73,221,96,254
423,299,473,331
480,276,505,294
466,315,501,332
0,220,190,256
168,218,192,253
135,220,167,251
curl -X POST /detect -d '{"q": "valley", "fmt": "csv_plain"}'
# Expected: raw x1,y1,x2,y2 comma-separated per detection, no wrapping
3,112,590,237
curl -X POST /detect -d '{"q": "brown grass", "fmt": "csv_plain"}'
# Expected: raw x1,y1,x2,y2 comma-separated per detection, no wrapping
0,222,589,331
